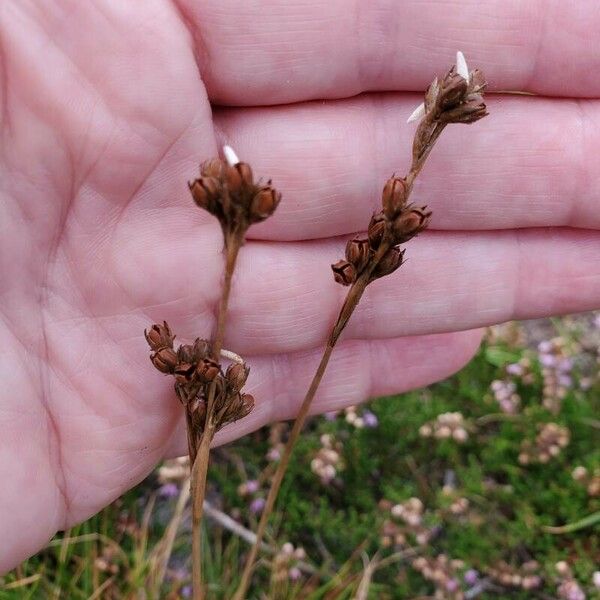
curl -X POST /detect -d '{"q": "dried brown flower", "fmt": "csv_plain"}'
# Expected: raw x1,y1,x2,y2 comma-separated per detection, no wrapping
146,323,254,443
382,176,409,219
188,150,281,245
174,361,197,385
391,205,432,243
250,185,281,221
226,362,250,394
331,259,356,286
371,246,404,280
345,238,371,272
367,213,387,249
196,358,220,383
150,347,178,374
144,321,175,351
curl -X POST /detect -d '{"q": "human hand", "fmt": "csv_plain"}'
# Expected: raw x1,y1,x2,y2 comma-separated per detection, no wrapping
1,0,598,572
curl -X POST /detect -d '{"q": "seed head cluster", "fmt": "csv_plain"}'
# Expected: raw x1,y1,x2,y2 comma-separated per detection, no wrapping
145,322,254,454
188,151,280,244
332,52,487,292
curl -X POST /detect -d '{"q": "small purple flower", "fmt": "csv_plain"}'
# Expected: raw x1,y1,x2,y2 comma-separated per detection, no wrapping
559,580,586,600
491,380,504,392
245,479,260,494
558,374,573,388
567,588,585,600
540,353,557,368
249,497,266,514
445,578,459,592
181,585,192,598
538,340,553,354
158,483,179,498
558,358,573,373
288,566,302,581
506,363,523,376
170,567,189,582
362,411,379,428
464,569,479,585
267,448,281,462
500,399,516,414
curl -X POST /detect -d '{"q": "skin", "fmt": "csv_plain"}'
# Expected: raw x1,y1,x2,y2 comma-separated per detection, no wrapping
0,0,599,573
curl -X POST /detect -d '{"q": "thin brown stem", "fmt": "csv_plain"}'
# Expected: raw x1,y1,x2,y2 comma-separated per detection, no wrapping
191,229,244,600
234,91,462,597
408,121,446,187
186,410,196,465
191,420,215,600
233,273,374,600
233,344,334,599
234,128,450,599
213,232,243,360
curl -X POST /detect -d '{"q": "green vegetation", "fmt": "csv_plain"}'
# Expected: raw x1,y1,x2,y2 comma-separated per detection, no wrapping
2,317,599,599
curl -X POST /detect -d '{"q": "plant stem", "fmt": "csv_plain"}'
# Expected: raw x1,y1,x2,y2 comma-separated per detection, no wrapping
234,134,446,599
233,272,373,600
191,419,215,600
234,106,452,598
213,232,242,360
190,230,243,600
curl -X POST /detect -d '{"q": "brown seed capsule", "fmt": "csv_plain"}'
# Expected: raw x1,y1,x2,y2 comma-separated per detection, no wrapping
226,362,249,394
151,347,178,374
439,96,487,125
368,213,387,250
439,71,468,110
174,361,196,384
345,238,370,272
237,162,253,186
177,344,195,364
197,358,220,383
424,77,440,112
468,69,487,93
331,260,356,286
189,177,220,213
225,162,253,194
145,321,174,350
250,186,281,222
219,391,255,427
392,206,432,243
200,158,226,179
192,338,211,361
382,177,408,219
372,247,405,279
239,393,255,418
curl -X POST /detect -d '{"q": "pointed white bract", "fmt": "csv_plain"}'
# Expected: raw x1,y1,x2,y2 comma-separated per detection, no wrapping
407,102,426,124
223,145,240,166
456,51,470,83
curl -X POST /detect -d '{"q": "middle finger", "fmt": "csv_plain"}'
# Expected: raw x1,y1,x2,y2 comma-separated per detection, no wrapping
214,94,599,240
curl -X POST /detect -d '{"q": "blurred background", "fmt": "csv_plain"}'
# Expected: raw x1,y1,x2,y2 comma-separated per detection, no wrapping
2,314,598,599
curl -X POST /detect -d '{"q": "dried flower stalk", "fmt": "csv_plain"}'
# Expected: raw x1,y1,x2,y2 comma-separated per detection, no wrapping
234,51,489,599
146,146,280,599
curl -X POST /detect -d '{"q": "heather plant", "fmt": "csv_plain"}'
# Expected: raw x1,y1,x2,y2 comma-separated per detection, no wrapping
1,314,598,598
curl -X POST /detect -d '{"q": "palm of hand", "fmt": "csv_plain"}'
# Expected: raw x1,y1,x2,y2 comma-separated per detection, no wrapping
1,0,599,571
